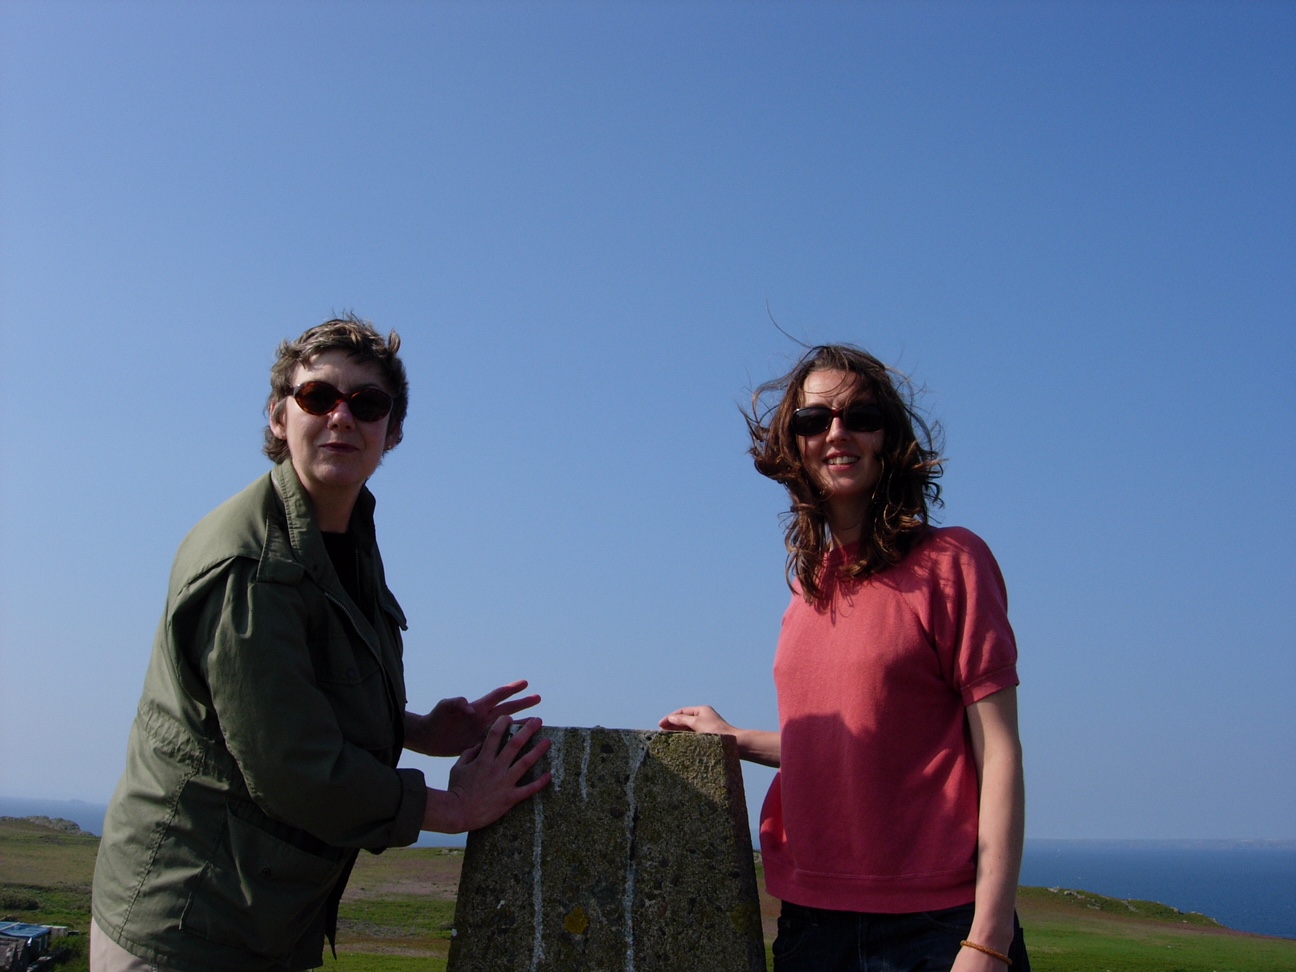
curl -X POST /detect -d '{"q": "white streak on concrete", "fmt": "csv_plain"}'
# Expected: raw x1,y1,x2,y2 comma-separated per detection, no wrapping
548,729,564,793
530,793,545,971
579,727,591,801
622,732,650,972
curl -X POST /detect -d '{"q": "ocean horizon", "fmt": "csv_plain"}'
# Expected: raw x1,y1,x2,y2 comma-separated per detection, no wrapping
5,797,1292,939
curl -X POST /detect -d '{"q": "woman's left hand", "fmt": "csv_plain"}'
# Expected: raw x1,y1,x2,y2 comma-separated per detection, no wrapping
424,716,553,833
405,679,541,757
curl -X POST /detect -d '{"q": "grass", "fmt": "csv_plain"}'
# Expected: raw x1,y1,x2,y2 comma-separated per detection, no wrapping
3,817,1293,971
0,817,97,970
327,845,463,970
1017,886,1296,972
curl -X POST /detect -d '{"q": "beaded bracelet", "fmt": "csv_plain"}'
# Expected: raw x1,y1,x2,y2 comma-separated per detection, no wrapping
960,939,1012,966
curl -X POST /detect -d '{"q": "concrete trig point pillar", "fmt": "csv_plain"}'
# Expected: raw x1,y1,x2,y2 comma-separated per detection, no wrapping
448,726,766,972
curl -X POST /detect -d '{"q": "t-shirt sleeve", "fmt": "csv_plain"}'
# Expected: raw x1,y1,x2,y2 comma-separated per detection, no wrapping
929,528,1020,705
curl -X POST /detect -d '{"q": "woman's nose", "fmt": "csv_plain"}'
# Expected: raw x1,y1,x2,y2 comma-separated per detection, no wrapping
327,401,355,428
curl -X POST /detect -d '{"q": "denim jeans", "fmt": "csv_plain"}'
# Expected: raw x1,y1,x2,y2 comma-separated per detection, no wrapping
772,901,1031,972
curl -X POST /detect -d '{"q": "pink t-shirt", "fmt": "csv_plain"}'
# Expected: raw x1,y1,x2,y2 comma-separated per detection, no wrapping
759,526,1019,914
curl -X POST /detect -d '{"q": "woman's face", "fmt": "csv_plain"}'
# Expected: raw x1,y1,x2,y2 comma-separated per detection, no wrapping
797,368,885,522
269,349,398,523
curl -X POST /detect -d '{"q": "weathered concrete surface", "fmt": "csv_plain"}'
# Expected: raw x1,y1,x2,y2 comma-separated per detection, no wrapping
447,726,765,972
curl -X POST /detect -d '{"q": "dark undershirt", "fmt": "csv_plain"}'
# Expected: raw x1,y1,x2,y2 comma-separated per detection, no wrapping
321,531,372,623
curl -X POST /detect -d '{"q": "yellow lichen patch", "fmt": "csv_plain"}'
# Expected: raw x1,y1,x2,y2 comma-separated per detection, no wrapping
564,906,591,935
729,901,761,937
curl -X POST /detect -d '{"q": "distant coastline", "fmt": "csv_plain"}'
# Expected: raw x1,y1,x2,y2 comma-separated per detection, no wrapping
1022,838,1296,939
0,796,474,846
4,796,1291,938
0,796,108,836
1027,836,1296,850
4,796,1293,851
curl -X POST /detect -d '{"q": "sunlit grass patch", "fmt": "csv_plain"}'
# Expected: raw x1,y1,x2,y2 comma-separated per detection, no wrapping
1019,886,1296,972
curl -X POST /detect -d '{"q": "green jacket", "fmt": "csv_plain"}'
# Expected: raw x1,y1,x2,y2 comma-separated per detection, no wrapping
92,461,427,972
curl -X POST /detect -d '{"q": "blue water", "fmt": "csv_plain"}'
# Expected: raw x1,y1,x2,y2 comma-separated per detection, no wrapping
1022,840,1296,940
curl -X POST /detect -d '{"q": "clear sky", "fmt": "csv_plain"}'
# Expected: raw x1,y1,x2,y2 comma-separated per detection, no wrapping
1,1,1292,840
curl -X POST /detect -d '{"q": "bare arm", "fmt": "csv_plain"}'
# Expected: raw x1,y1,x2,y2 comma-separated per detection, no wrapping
659,705,781,768
953,687,1025,971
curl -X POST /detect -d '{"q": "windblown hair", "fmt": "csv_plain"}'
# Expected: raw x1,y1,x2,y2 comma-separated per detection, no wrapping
747,344,944,602
263,314,409,463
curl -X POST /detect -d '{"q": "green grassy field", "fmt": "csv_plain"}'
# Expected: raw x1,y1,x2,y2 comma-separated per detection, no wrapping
3,817,1292,971
0,817,96,969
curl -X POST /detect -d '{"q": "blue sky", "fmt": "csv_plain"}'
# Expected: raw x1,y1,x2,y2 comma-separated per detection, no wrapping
1,1,1292,840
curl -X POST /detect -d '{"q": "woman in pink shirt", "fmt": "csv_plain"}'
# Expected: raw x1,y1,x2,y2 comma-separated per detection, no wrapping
662,344,1029,972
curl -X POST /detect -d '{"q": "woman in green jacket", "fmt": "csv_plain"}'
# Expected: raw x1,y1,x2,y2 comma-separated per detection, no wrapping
91,317,550,972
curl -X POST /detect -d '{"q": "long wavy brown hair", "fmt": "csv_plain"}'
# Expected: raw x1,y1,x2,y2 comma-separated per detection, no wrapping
747,344,944,602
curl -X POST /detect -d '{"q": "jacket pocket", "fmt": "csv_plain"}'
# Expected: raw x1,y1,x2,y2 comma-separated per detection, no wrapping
180,806,347,960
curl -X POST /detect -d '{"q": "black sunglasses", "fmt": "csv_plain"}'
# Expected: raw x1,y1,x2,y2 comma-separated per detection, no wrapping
791,402,884,437
292,381,394,423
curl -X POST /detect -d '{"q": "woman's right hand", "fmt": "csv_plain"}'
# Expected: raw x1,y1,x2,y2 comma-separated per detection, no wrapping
659,705,739,736
659,706,781,767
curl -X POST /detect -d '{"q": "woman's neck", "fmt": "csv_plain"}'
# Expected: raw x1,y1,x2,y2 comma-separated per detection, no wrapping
825,500,868,548
827,524,861,548
306,487,358,533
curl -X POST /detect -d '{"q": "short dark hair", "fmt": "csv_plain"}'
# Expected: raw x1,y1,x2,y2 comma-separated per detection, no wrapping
746,344,943,602
263,314,409,463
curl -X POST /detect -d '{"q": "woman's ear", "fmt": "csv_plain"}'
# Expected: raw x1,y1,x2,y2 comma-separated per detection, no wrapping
384,421,403,452
268,398,288,441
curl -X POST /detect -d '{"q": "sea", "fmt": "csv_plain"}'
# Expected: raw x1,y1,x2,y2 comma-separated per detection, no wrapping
1021,839,1296,940
4,799,1293,940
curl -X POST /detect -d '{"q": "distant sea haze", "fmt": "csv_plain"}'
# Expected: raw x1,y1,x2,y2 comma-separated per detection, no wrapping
5,799,1292,940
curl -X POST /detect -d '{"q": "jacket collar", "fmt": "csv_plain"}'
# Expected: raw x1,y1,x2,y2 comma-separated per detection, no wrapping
270,460,378,608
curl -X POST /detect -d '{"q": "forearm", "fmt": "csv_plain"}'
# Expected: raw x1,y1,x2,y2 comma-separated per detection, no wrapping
733,728,781,767
961,687,1025,965
967,738,1025,954
421,787,469,834
403,707,473,757
403,710,438,756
